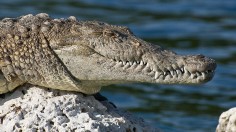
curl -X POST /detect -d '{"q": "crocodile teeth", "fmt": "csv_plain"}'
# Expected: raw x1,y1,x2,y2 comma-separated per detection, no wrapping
140,60,144,65
112,58,213,82
191,74,195,79
117,61,123,67
196,72,202,76
202,72,206,78
165,71,170,76
155,72,160,79
123,62,130,69
170,70,174,76
122,61,126,65
176,69,182,77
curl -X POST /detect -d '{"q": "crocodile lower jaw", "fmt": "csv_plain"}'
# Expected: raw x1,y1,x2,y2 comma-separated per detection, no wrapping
111,59,215,84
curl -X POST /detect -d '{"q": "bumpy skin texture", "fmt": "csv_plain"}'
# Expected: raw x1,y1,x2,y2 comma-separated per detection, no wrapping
0,13,216,95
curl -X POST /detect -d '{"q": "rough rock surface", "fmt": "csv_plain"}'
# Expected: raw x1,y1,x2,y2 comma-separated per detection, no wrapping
0,85,159,132
216,107,236,132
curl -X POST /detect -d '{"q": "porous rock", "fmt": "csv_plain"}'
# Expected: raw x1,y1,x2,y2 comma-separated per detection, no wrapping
0,85,159,132
216,107,236,132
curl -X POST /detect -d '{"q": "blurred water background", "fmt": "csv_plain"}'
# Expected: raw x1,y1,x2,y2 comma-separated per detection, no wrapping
0,0,236,131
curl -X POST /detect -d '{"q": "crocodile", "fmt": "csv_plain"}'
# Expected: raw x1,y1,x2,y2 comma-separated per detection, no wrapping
0,13,216,95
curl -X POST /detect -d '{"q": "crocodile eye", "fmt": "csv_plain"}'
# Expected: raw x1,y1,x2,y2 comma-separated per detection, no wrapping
103,30,117,37
105,31,116,37
102,29,128,43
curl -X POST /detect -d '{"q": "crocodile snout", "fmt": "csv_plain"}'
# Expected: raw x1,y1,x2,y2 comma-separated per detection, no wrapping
182,54,216,74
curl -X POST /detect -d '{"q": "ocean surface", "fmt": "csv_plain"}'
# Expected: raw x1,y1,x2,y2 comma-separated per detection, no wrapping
0,0,236,131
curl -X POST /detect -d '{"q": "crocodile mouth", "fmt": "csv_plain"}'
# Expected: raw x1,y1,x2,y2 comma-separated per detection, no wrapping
111,57,216,84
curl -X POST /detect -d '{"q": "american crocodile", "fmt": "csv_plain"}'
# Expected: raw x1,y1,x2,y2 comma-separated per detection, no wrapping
0,13,216,95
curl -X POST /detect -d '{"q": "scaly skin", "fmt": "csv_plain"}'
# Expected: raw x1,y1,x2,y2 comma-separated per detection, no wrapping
0,13,216,94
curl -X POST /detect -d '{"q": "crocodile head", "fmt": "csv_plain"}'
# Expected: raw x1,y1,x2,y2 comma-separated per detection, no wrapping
53,20,216,89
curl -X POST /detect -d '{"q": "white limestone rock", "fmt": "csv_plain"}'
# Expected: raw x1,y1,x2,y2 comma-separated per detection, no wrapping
0,85,159,132
216,107,236,132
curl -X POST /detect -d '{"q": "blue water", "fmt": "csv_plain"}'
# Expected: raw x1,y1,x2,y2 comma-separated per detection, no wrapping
0,0,236,131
